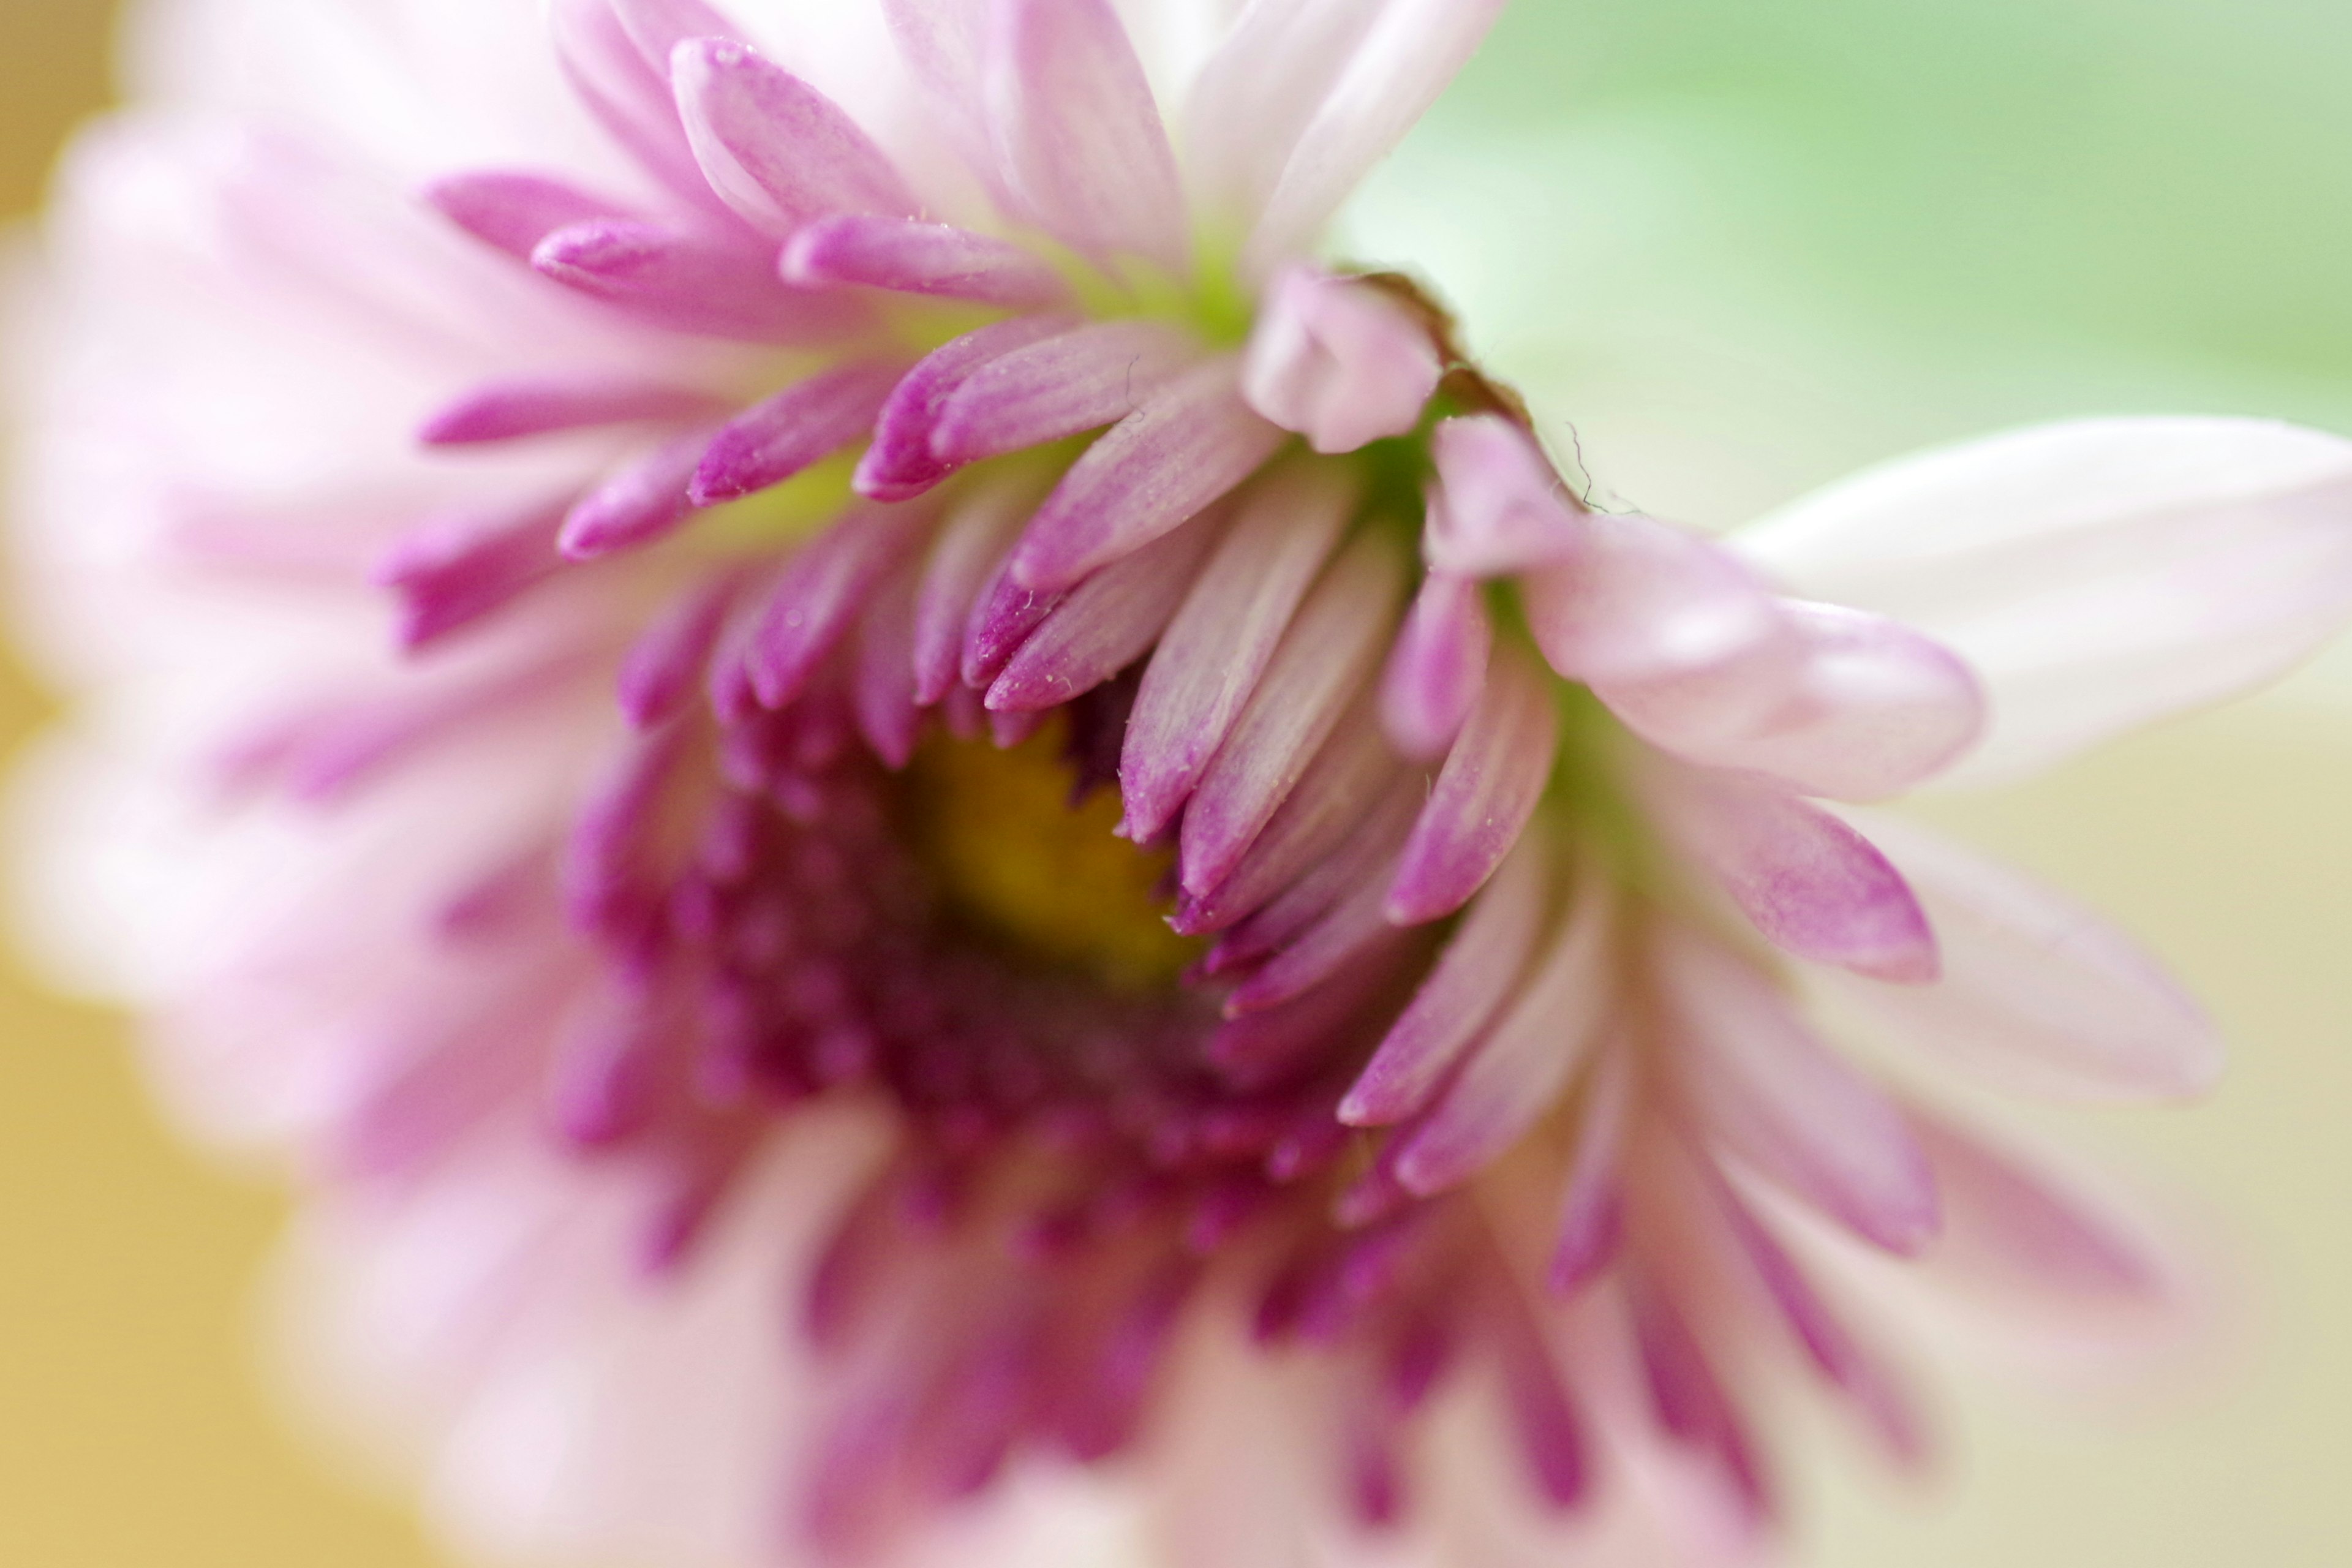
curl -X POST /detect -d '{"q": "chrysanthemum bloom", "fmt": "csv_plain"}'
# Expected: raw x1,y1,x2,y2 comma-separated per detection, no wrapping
16,0,2352,1563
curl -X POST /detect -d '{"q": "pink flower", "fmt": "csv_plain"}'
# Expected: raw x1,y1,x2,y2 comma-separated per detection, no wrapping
12,1,2352,1564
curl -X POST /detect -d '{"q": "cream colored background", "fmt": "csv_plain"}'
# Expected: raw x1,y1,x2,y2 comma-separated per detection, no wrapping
3,2,2349,1566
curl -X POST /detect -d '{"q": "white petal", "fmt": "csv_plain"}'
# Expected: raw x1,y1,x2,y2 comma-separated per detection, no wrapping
1733,418,2352,785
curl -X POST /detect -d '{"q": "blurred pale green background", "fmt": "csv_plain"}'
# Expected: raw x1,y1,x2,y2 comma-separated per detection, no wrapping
4,1,2350,1564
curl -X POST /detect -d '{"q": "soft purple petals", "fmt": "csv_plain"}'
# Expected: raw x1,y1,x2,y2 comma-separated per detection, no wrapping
1646,761,1938,984
1121,459,1356,843
983,0,1190,273
911,473,1041,704
1549,1055,1633,1293
1182,0,1384,227
1912,1111,2166,1301
745,503,937,708
1836,816,2222,1101
854,567,925,767
560,430,711,559
1341,829,1549,1127
1601,600,1984,802
371,502,567,650
1422,416,1583,579
548,0,740,213
691,359,907,505
1379,570,1491,761
618,571,745,727
932,320,1201,466
1387,873,1613,1196
1009,357,1287,593
856,312,1079,502
1658,927,1940,1254
420,376,726,446
1732,417,2352,784
782,214,1071,307
1243,0,1510,273
1180,532,1408,895
532,217,869,342
1522,510,1790,689
423,170,638,260
671,39,920,238
1242,267,1441,454
986,510,1222,712
1384,643,1559,926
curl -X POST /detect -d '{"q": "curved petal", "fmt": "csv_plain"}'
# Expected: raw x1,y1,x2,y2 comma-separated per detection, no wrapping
1732,417,2352,785
1384,641,1559,925
1240,266,1441,456
1423,415,1582,579
1644,761,1938,985
1822,815,2222,1102
671,39,919,238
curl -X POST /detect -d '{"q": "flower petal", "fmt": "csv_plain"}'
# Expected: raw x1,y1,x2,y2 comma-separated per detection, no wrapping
854,311,1079,502
1522,510,1789,688
670,38,920,239
780,214,1071,307
1241,266,1441,456
1826,815,2222,1101
1008,356,1287,594
930,319,1200,467
743,503,936,709
1341,828,1550,1128
420,377,727,447
532,217,867,342
1423,415,1582,578
982,0,1190,273
1179,531,1407,895
560,430,711,559
1121,458,1356,844
1600,601,1985,802
1657,925,1940,1254
1244,0,1509,274
1388,870,1613,1196
1645,761,1938,984
691,358,907,505
1379,570,1492,763
1384,641,1559,925
1732,417,2352,784
986,508,1223,712
910,470,1043,705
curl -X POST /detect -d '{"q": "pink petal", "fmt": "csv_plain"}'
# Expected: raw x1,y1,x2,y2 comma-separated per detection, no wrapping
1549,1054,1633,1292
560,431,712,559
853,566,924,767
420,377,727,447
1379,570,1493,761
690,358,907,505
1657,925,1940,1254
618,571,747,728
1423,415,1583,578
744,503,937,709
985,509,1223,712
1166,701,1400,934
1833,815,2222,1101
1384,641,1560,925
1241,266,1441,455
670,38,919,238
881,0,1021,215
1179,531,1408,895
1733,417,2352,784
930,319,1200,466
1522,508,1791,688
1341,827,1550,1127
1008,356,1287,594
547,0,742,216
854,312,1079,502
1244,0,1510,274
780,214,1071,307
982,0,1190,273
1910,1109,2168,1301
1645,760,1938,984
911,471,1044,705
423,170,639,260
1389,872,1613,1195
532,218,868,342
1121,458,1357,843
1599,600,1984,802
371,502,568,651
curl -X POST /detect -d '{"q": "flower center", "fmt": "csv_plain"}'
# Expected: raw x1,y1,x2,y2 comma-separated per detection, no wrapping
901,722,1200,991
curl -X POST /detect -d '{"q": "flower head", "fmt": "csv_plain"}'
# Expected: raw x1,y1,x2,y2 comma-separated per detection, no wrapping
16,1,2352,1565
